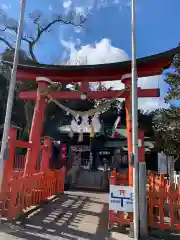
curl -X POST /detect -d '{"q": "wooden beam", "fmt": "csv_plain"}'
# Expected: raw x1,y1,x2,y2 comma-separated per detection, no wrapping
16,68,163,83
19,88,160,100
15,140,32,148
80,82,89,92
14,46,180,83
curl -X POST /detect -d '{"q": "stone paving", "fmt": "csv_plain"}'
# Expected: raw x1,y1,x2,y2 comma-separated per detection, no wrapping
0,191,132,240
1,191,179,239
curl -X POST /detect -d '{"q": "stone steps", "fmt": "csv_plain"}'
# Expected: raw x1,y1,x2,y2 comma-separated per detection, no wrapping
75,171,106,190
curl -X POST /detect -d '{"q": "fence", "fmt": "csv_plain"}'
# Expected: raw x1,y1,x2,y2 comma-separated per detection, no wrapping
1,170,64,220
13,155,26,170
109,170,180,232
148,172,180,231
0,128,65,221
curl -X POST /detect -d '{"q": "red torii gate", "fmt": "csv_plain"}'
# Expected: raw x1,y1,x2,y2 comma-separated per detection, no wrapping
6,46,179,186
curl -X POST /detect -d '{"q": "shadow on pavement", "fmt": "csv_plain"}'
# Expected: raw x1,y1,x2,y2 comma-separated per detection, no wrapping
0,191,131,240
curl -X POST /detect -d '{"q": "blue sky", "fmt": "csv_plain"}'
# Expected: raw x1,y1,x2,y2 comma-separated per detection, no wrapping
0,0,180,109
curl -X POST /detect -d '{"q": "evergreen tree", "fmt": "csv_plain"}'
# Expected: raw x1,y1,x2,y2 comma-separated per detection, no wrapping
153,52,180,162
165,52,180,103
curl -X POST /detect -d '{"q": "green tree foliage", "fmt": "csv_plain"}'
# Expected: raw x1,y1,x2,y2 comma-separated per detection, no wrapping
153,107,180,159
153,52,180,159
138,110,154,137
165,53,180,103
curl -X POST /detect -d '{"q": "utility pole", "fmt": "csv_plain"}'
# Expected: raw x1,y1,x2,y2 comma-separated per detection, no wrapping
131,0,140,239
0,0,26,195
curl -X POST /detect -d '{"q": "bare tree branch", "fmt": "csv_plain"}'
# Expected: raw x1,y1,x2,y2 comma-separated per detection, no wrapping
0,26,8,32
29,43,37,62
0,9,88,63
28,12,88,60
0,37,13,49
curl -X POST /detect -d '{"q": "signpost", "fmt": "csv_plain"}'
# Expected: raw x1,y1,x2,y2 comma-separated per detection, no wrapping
109,185,134,212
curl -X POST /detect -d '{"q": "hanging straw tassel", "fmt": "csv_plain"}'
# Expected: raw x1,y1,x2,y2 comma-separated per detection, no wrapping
90,124,95,138
78,129,83,142
68,127,74,138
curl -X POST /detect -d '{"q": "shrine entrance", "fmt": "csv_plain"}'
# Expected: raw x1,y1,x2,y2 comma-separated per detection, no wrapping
1,46,180,239
15,65,161,188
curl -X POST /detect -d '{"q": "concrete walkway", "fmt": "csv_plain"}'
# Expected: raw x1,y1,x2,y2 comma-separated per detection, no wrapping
0,191,132,240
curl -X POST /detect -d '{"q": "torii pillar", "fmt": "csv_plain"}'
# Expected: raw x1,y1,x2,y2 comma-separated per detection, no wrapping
23,77,50,176
122,74,147,187
122,74,133,186
122,74,148,237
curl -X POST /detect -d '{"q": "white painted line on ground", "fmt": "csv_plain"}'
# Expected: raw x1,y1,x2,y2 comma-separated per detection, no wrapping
25,224,43,230
16,221,21,225
61,232,90,240
47,229,56,233
24,231,70,240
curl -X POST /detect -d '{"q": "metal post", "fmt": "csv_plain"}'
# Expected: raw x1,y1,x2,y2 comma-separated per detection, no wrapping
139,162,148,237
0,0,26,192
131,0,140,239
138,129,148,238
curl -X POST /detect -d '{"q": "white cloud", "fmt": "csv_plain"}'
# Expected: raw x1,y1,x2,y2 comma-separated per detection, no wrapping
69,38,129,64
97,0,108,8
48,5,53,11
60,39,76,53
61,38,168,111
74,27,83,33
1,3,11,10
75,6,86,14
1,4,8,10
78,0,131,10
63,0,72,9
61,0,130,16
113,0,120,4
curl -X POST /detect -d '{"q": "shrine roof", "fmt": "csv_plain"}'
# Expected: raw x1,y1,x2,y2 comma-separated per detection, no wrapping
2,46,180,82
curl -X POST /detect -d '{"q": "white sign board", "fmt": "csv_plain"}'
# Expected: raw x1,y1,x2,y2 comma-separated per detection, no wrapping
158,152,167,174
109,185,133,212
